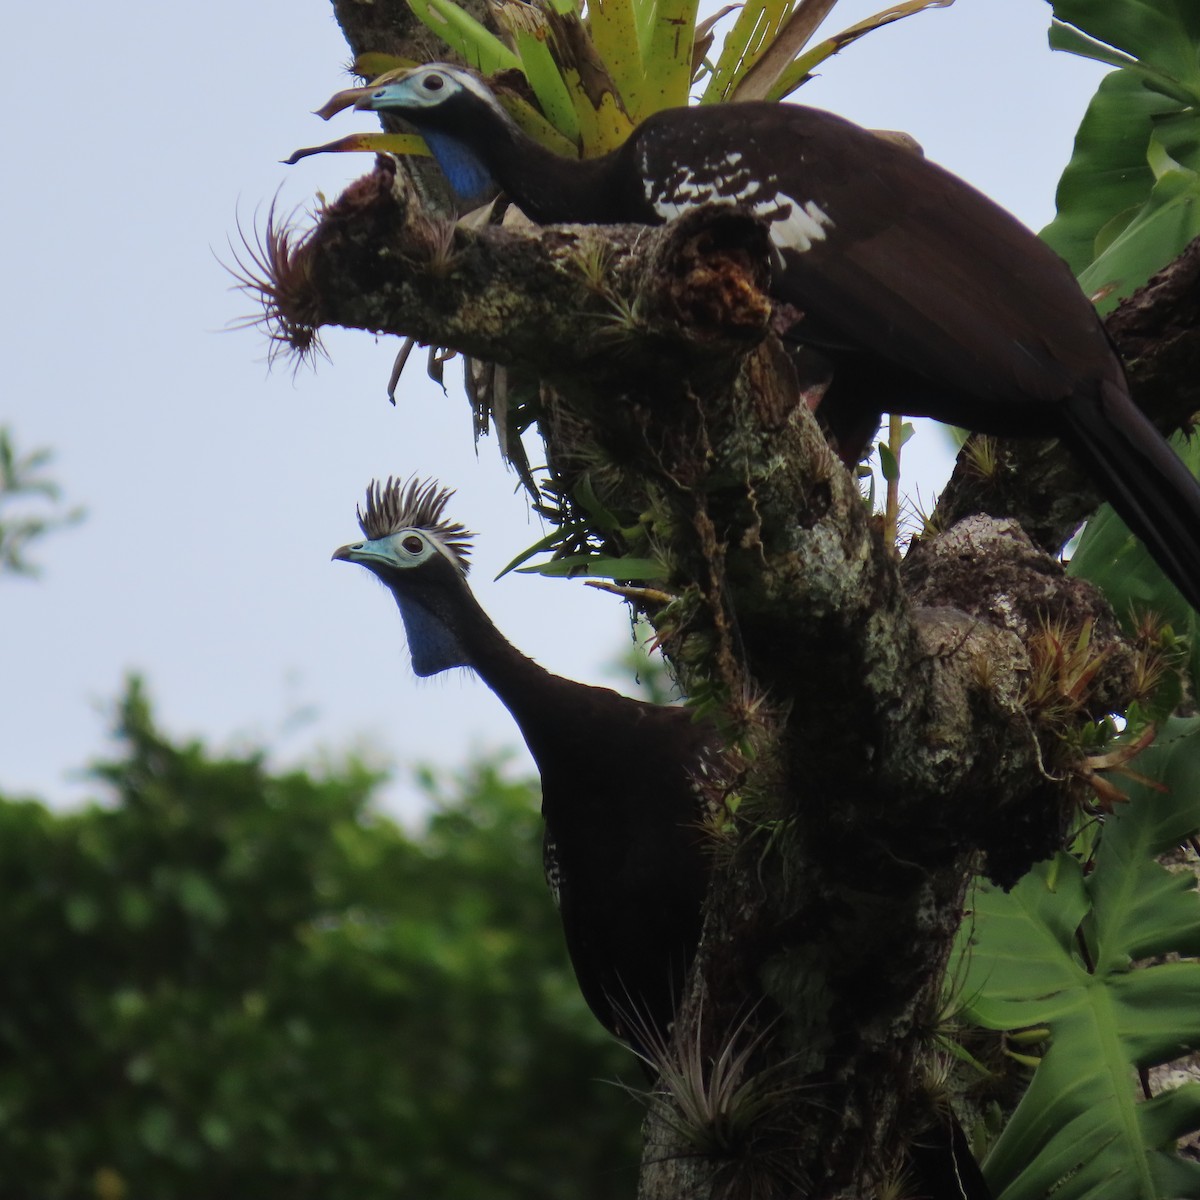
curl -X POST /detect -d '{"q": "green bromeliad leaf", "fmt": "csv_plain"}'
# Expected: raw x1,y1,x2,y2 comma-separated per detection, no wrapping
700,0,801,105
385,0,956,159
516,554,668,580
587,0,648,119
640,0,702,111
505,15,583,143
284,132,432,166
501,92,582,157
406,0,522,74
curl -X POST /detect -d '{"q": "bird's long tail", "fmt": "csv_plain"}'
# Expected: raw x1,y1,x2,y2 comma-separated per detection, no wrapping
1060,381,1200,613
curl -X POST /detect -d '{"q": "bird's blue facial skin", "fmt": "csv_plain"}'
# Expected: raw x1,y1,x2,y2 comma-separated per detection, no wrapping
340,533,472,676
346,533,430,572
367,78,442,111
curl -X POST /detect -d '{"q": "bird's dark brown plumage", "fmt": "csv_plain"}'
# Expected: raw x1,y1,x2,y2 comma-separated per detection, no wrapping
333,477,714,1059
351,66,1200,613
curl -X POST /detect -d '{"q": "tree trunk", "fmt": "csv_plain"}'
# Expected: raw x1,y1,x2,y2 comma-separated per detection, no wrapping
249,9,1200,1191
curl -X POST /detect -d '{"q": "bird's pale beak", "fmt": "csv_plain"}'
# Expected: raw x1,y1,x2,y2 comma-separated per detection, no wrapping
331,543,358,562
352,84,406,115
352,88,385,112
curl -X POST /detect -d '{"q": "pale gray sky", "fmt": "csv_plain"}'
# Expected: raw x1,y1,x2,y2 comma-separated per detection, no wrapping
1,0,1105,814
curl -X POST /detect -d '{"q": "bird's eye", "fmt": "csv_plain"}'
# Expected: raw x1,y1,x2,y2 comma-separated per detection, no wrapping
402,535,424,554
423,75,445,92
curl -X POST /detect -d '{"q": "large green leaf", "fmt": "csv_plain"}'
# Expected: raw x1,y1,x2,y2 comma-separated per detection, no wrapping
956,717,1200,1199
1076,130,1200,313
1048,0,1200,99
1042,0,1200,309
1039,71,1178,275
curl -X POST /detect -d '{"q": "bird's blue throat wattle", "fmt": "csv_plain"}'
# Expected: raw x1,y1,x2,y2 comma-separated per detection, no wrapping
420,130,498,210
391,593,471,677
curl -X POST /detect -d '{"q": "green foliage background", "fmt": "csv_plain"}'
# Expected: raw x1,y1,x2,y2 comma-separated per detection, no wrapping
0,680,642,1199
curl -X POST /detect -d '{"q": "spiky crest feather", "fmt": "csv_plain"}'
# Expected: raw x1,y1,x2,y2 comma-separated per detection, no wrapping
357,476,474,573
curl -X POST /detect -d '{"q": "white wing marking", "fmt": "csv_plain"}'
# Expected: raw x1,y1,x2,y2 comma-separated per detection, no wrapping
645,160,834,254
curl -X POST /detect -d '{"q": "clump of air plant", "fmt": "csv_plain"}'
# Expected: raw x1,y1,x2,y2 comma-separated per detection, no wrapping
595,289,650,342
619,999,812,1200
1021,615,1109,730
224,200,325,370
907,485,944,540
693,684,789,874
407,212,464,280
1124,605,1188,709
968,647,1000,699
962,435,999,483
871,1156,917,1200
569,233,617,294
1019,610,1181,813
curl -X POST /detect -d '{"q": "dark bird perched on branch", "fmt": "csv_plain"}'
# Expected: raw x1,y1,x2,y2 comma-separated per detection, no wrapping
340,64,1200,613
332,476,714,1059
333,477,993,1199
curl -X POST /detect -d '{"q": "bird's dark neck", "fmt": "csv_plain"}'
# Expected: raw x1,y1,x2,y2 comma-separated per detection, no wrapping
422,107,624,224
411,575,587,758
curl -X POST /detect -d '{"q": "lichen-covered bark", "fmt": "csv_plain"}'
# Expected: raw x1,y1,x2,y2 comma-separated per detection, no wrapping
264,8,1200,1193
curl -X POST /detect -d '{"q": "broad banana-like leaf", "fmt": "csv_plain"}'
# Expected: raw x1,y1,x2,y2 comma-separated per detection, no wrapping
1041,0,1200,309
1043,0,1200,669
956,716,1200,1199
1049,0,1200,103
1039,70,1179,276
1075,138,1200,313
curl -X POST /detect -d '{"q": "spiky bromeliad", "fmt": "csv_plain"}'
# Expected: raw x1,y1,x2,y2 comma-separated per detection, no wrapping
332,476,714,1059
334,63,1200,614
